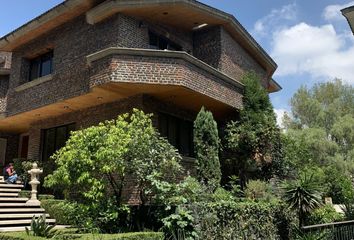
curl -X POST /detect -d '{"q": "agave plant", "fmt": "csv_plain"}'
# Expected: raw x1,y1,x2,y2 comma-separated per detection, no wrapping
25,214,56,238
283,174,323,227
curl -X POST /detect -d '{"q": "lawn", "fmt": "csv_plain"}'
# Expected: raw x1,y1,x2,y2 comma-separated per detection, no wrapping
0,230,164,240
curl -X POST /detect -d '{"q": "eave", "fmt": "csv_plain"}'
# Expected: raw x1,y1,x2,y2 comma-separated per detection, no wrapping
342,6,354,35
0,0,102,51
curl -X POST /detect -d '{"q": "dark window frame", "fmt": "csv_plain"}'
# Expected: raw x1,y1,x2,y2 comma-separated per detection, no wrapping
158,112,194,157
29,51,53,82
41,123,75,162
148,31,183,51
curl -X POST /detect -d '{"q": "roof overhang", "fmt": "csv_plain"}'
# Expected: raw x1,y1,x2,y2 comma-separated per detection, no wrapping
268,79,282,93
342,6,354,34
0,0,102,51
86,0,277,77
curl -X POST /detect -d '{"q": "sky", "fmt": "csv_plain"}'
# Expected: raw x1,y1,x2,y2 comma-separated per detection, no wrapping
1,1,354,125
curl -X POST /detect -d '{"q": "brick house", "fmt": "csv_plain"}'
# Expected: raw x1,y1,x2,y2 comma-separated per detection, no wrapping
0,0,280,173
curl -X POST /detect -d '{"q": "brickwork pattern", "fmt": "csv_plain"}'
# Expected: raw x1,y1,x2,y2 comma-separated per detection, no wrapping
219,27,267,85
89,54,243,109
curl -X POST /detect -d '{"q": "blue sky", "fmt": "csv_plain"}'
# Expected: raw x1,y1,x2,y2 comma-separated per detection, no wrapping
1,1,354,125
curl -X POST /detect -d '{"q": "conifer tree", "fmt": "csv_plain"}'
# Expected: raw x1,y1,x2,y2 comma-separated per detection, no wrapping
194,107,221,189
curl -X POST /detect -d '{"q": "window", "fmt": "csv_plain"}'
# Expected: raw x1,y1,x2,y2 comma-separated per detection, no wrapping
149,31,182,51
29,51,53,81
41,123,75,162
158,113,194,157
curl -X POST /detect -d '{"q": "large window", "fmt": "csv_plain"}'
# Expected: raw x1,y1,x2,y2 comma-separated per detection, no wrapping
41,123,75,162
149,31,182,51
158,113,194,157
29,51,53,81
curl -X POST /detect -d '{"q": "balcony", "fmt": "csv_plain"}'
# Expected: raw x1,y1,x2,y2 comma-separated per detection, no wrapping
87,47,244,112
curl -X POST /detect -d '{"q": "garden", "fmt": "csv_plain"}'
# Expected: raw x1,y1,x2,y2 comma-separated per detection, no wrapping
1,73,353,240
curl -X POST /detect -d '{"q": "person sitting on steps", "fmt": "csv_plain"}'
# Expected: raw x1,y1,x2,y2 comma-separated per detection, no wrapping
4,163,17,184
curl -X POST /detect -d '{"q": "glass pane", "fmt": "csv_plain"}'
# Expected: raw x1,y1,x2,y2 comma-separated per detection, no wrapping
67,124,75,138
43,128,56,162
29,59,40,81
149,31,159,49
179,120,190,156
40,52,53,77
168,116,177,147
55,126,67,151
158,114,168,137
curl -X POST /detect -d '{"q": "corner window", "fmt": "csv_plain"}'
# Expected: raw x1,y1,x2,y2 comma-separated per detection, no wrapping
158,113,194,157
29,51,53,81
149,31,182,51
41,123,75,162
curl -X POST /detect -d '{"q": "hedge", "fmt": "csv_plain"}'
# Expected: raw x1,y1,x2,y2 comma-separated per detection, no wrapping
40,200,74,225
0,232,164,240
189,200,295,240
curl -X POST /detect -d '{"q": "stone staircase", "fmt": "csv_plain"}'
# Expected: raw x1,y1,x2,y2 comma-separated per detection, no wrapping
0,176,55,232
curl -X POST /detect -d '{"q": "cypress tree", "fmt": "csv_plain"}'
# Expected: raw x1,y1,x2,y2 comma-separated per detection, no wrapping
194,107,221,189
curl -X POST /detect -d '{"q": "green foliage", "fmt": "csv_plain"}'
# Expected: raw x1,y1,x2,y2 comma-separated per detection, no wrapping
0,231,164,240
193,107,221,189
341,203,354,220
307,205,344,225
288,79,354,133
282,80,354,204
323,166,354,204
244,180,275,202
44,109,182,233
12,159,36,183
189,200,293,240
41,200,76,225
25,215,56,238
283,174,323,227
225,72,283,185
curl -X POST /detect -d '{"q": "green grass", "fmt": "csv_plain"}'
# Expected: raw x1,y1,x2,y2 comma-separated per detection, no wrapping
0,231,164,240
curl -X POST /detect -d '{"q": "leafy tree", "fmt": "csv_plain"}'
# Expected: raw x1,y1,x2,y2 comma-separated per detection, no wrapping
193,107,221,189
288,79,354,134
283,174,322,227
44,109,182,232
225,72,283,186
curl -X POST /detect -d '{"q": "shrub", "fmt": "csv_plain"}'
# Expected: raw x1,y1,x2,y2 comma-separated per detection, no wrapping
0,231,164,240
307,205,344,225
25,215,56,238
244,180,274,201
189,200,294,240
41,200,75,225
44,109,182,233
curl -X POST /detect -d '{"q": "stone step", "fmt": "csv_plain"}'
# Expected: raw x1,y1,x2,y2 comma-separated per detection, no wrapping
0,214,49,219
0,188,21,193
0,193,18,197
0,219,55,226
0,203,36,207
0,208,45,213
0,184,24,188
0,198,28,202
0,225,67,232
0,180,22,184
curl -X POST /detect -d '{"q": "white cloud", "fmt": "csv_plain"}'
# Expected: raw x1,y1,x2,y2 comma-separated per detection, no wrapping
253,3,297,37
274,109,287,128
323,1,354,21
271,22,354,83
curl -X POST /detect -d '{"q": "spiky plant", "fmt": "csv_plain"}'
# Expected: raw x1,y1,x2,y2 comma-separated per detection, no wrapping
283,174,323,227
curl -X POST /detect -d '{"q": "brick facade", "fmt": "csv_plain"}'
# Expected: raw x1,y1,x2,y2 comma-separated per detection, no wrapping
0,0,276,203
